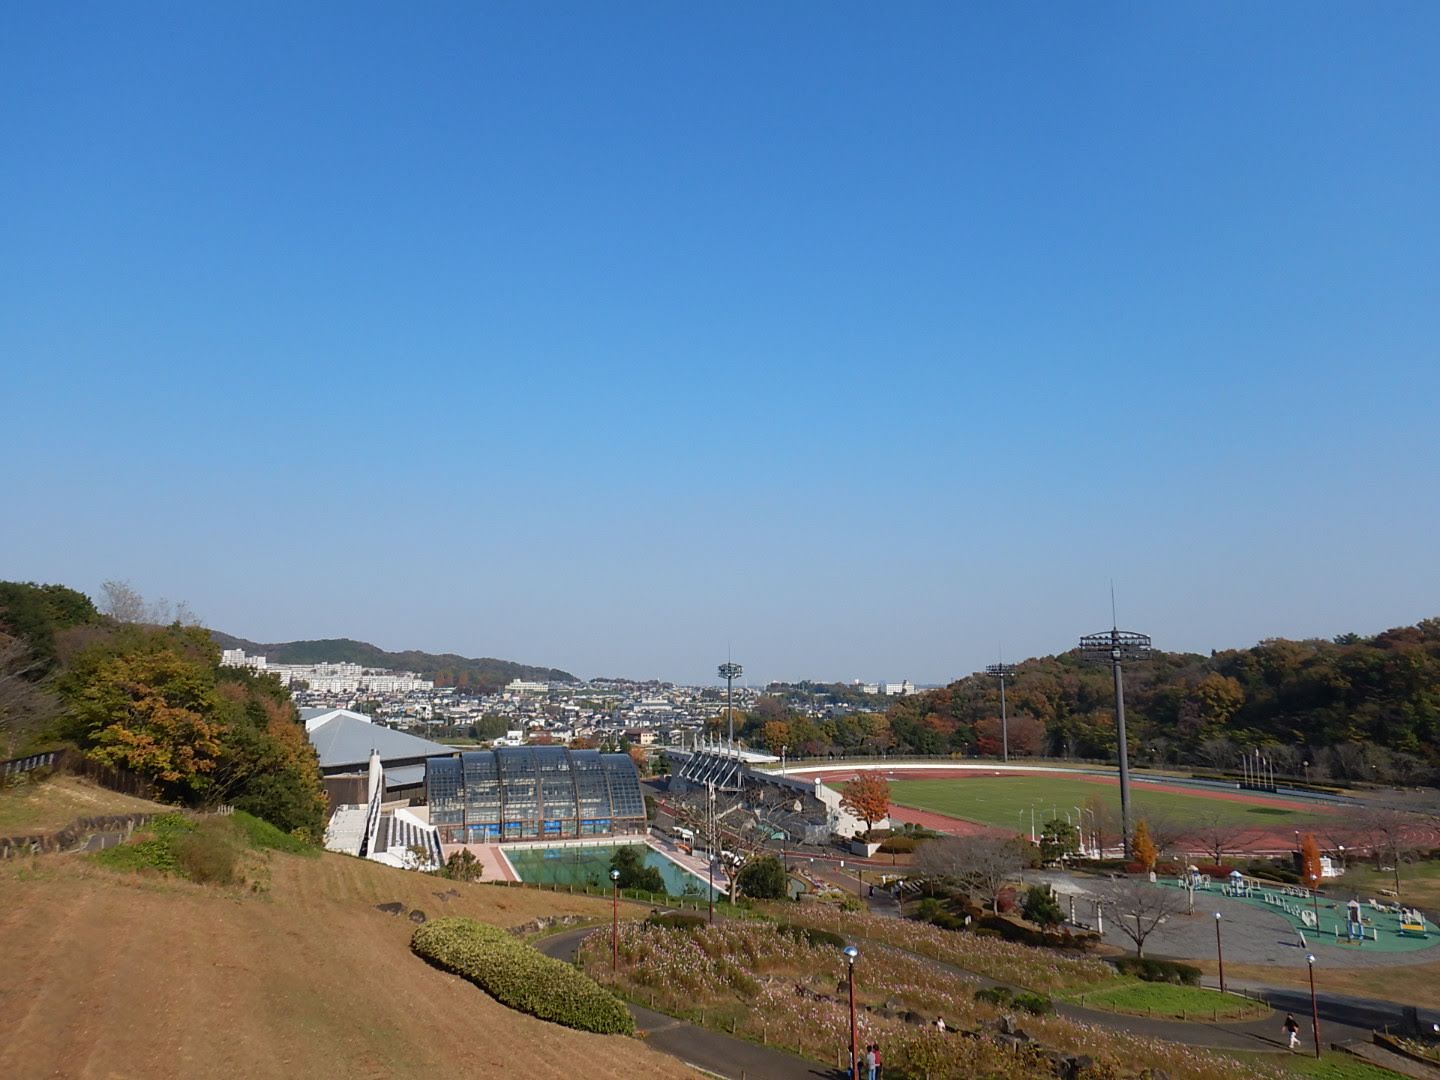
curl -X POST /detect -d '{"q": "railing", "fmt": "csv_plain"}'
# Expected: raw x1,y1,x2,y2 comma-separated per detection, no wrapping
0,747,157,798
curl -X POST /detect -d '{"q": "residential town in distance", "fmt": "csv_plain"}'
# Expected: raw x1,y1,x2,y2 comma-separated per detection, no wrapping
219,648,919,750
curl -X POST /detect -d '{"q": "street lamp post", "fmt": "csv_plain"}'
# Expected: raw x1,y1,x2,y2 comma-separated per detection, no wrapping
1214,913,1226,993
1079,627,1152,858
610,868,621,973
984,661,1016,762
706,782,716,925
718,661,743,749
1306,953,1321,1058
843,945,860,1080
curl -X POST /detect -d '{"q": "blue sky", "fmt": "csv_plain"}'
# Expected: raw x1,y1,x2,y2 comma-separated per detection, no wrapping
3,3,1437,684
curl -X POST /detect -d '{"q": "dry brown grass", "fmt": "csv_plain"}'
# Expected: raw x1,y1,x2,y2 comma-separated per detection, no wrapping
0,848,697,1080
0,775,171,834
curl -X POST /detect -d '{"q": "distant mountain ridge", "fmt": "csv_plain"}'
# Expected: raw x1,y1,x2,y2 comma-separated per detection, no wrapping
207,631,578,692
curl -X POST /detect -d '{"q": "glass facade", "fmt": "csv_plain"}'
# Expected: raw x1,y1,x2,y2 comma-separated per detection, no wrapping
427,748,646,844
428,758,464,834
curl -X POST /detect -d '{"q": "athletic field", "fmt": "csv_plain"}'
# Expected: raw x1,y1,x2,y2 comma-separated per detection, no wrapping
887,775,1323,831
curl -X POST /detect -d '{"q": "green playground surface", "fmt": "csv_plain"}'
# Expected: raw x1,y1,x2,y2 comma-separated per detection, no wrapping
887,775,1324,830
1159,877,1440,954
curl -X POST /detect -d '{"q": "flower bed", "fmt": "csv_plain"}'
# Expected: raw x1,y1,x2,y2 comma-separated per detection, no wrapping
412,917,634,1035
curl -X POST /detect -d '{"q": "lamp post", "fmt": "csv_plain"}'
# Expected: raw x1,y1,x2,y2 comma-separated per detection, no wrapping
984,661,1016,762
706,782,716,925
610,868,621,973
1214,913,1226,993
1307,953,1321,1059
843,945,860,1080
718,661,743,749
1078,627,1153,858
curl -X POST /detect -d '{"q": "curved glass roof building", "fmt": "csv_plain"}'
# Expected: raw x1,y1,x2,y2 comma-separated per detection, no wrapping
426,746,647,844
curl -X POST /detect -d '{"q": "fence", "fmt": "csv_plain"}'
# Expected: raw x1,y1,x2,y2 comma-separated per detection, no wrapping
0,747,157,799
0,811,159,859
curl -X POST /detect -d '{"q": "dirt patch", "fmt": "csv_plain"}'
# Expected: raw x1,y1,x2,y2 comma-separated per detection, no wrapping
0,851,696,1079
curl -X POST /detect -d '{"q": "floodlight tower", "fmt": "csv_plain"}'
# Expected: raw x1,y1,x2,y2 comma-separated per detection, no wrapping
984,660,1017,762
718,661,743,749
1078,626,1152,858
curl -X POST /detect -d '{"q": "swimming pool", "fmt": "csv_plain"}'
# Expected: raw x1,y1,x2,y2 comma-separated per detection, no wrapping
504,843,717,898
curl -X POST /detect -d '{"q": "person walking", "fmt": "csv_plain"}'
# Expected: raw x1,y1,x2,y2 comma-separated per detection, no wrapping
1284,1013,1300,1050
873,1042,883,1080
865,1043,877,1080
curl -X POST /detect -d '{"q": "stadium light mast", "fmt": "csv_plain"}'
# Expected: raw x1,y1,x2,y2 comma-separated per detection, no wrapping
1078,624,1152,859
718,660,743,749
983,659,1017,762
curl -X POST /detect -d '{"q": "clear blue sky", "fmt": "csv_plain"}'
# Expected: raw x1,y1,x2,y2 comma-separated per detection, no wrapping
3,3,1437,685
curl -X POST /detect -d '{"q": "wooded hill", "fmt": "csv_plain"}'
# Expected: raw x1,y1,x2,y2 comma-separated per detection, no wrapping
885,617,1440,783
207,631,578,692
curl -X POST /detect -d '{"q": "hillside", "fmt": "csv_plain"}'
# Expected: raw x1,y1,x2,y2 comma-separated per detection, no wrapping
0,842,693,1080
208,631,579,691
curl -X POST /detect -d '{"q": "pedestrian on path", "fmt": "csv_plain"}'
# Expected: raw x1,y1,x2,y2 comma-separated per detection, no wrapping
865,1043,876,1080
873,1043,883,1080
1284,1013,1300,1050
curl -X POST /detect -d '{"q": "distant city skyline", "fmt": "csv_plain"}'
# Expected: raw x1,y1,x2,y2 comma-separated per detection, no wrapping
4,6,1436,688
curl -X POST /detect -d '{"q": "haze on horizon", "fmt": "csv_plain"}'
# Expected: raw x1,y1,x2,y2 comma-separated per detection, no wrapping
3,5,1437,688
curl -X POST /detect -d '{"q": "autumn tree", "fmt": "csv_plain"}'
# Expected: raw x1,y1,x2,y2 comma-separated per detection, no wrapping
66,642,226,800
1131,819,1158,871
1299,833,1323,890
761,719,791,756
839,772,891,837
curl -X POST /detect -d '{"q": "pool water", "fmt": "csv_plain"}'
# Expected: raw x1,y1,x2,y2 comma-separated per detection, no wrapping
505,844,716,898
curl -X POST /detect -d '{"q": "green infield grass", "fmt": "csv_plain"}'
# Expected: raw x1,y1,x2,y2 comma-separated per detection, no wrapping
887,775,1323,830
1068,980,1268,1020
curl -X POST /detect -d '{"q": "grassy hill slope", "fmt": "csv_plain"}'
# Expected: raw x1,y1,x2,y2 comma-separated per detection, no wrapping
0,846,691,1079
0,775,171,835
208,630,579,690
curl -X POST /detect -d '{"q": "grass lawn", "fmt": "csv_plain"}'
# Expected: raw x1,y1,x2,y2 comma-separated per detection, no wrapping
1339,859,1440,913
1067,979,1268,1020
1278,1052,1411,1079
888,775,1323,830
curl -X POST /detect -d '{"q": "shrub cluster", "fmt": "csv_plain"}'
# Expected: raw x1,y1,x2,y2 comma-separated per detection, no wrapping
974,986,1055,1015
776,922,844,949
878,835,921,854
1113,957,1202,986
411,917,634,1035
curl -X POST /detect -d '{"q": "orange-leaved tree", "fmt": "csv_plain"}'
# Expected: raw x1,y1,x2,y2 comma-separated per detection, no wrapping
1299,833,1323,888
1132,818,1158,871
840,772,891,838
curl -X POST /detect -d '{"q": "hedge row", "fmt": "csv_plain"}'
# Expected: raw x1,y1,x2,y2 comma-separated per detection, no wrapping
411,917,635,1035
1113,956,1202,986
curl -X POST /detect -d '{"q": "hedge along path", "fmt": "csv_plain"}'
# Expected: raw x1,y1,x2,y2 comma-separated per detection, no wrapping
412,917,635,1036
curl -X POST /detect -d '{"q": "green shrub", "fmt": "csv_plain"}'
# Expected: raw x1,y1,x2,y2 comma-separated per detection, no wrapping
878,835,920,854
93,813,194,874
735,856,788,900
1013,991,1054,1015
1113,956,1201,986
412,917,634,1035
975,987,1013,1006
173,819,239,885
777,923,845,949
230,810,317,856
